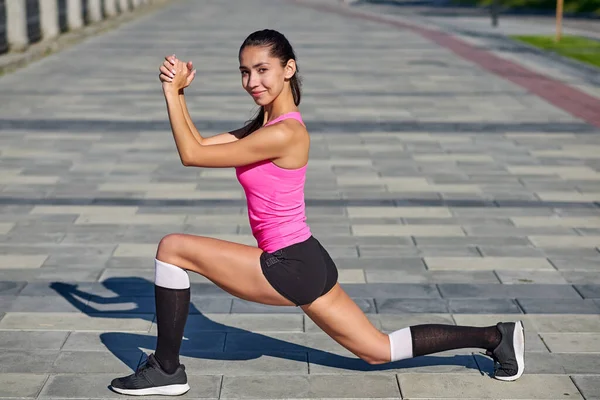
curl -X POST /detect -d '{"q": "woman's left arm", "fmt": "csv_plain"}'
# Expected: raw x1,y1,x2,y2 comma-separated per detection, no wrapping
163,59,294,168
179,123,293,168
163,84,204,164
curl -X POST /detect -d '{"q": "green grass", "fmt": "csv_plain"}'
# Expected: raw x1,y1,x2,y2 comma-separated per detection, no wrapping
450,0,600,14
511,34,600,68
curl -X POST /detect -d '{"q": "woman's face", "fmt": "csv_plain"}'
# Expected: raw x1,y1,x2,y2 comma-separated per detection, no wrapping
239,46,293,106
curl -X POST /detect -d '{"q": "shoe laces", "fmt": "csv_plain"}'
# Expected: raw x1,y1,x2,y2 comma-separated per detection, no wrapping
483,350,500,375
135,355,158,378
482,349,514,376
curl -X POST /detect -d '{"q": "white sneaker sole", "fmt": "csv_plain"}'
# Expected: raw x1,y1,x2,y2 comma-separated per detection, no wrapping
111,383,190,396
495,320,525,382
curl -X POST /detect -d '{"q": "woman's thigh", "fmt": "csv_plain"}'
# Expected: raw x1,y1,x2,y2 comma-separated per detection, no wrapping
156,233,295,306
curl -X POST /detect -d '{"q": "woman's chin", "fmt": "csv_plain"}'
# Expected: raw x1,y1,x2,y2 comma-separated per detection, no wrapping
251,95,271,106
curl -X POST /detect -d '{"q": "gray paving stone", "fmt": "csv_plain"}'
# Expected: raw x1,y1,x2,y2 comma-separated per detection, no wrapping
398,373,582,399
518,298,600,314
0,296,15,312
333,257,426,270
0,312,154,331
0,373,49,398
376,298,449,313
0,350,58,373
0,331,67,349
429,271,501,284
35,268,103,281
529,315,600,333
564,271,600,284
0,228,66,244
450,208,556,217
189,284,238,299
377,314,456,333
51,350,143,373
359,245,481,257
438,283,582,299
495,270,568,285
149,314,304,334
179,351,308,375
559,354,600,374
542,332,600,352
575,285,600,298
0,244,113,257
41,254,113,269
231,300,303,314
9,295,92,313
414,236,533,246
322,236,414,246
342,283,440,299
83,296,156,314
189,298,233,314
571,375,600,400
525,331,551,352
224,333,311,353
464,226,578,236
544,248,600,258
104,257,153,269
404,217,514,226
0,281,26,295
63,331,226,352
448,299,522,314
220,375,400,399
366,269,501,284
0,271,39,284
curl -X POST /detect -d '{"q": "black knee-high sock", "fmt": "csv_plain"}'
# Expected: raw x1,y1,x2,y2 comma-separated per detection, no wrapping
410,324,501,357
154,285,190,374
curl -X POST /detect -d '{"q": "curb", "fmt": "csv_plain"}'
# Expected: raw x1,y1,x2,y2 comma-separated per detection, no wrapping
0,0,174,77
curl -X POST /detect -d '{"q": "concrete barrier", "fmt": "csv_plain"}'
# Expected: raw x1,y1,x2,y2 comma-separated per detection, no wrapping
1,0,160,55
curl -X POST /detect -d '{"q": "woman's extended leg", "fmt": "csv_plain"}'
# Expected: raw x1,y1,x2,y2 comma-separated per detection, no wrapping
110,233,295,396
301,283,524,381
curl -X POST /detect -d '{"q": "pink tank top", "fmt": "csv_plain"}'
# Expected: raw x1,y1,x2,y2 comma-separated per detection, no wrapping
235,112,312,252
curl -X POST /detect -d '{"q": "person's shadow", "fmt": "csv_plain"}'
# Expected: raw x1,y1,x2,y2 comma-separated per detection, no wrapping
50,278,487,375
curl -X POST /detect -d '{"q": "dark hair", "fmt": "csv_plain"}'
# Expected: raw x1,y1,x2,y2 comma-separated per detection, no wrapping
238,29,302,137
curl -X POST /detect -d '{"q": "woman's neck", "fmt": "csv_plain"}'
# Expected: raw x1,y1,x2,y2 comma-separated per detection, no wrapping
263,91,297,124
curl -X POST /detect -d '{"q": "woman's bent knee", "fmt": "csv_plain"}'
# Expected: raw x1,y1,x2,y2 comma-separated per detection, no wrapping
156,233,188,263
357,337,391,365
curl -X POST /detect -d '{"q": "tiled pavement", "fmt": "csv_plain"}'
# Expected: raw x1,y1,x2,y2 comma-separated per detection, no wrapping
1,0,600,398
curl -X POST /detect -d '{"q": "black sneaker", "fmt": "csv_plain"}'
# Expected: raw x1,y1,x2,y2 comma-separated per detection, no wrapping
110,354,190,396
485,321,525,381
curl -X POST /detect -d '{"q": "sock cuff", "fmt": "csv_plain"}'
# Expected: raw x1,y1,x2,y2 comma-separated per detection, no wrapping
388,327,413,362
155,258,190,289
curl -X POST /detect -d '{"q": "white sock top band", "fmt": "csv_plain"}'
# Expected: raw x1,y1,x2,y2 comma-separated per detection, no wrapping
388,327,413,362
154,258,190,289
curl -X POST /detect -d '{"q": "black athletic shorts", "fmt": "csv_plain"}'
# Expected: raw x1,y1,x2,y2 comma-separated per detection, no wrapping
260,235,339,306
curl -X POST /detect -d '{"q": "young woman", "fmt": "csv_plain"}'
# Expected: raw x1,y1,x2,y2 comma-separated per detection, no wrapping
109,29,525,396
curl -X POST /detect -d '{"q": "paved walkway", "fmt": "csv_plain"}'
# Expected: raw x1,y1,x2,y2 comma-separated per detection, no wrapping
1,0,600,398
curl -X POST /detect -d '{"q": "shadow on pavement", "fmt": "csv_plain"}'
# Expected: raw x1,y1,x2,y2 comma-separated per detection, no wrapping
49,278,489,376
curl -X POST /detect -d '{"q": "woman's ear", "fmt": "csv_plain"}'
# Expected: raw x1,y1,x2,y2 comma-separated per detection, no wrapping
284,59,297,79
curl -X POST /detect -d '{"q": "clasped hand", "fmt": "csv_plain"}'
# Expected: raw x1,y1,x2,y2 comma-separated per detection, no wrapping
159,54,196,92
